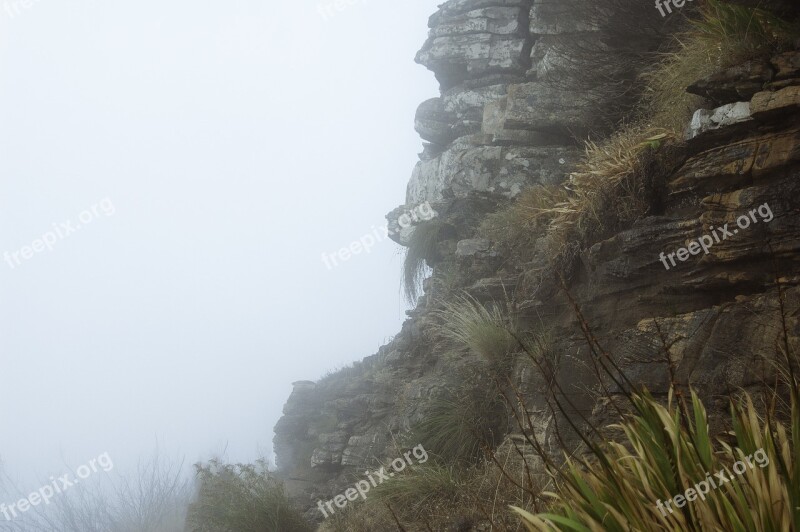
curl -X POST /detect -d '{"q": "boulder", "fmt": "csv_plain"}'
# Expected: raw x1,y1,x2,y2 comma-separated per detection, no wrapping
414,98,461,146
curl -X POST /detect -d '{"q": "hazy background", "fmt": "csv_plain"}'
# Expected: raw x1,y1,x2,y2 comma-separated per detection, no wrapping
0,0,440,488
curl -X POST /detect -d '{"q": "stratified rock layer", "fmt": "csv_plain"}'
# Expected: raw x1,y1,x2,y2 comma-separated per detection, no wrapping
274,0,800,525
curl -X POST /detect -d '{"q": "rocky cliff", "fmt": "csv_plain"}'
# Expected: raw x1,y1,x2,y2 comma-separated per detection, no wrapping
274,0,800,528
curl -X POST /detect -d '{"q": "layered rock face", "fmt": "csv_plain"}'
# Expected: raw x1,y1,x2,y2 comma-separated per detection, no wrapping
274,0,800,525
395,0,663,243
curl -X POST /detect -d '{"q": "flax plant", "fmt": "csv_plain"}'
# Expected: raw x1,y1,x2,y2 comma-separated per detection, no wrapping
512,386,799,531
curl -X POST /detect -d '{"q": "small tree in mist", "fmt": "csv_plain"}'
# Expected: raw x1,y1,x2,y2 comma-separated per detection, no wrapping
185,459,311,532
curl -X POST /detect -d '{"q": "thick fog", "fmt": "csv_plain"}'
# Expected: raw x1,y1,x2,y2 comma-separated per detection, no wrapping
0,0,440,491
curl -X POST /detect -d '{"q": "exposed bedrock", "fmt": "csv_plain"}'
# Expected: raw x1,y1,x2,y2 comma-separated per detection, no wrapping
274,0,800,524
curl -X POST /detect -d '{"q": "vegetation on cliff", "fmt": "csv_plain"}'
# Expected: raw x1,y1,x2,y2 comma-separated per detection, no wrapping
322,2,800,530
274,1,800,531
483,0,799,277
516,385,800,530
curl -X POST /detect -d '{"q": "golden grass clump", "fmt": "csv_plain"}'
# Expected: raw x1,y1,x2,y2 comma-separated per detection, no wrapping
550,129,673,241
482,128,675,270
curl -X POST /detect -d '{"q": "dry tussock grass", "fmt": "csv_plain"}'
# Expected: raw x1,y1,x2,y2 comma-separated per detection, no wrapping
482,128,676,274
319,446,543,532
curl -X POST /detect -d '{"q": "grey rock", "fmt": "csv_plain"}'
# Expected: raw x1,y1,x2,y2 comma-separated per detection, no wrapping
528,33,626,81
530,0,610,34
418,2,532,90
482,98,570,145
430,7,525,38
310,431,350,469
341,434,386,467
417,84,513,145
685,102,753,141
414,98,461,145
416,33,530,88
504,81,603,135
433,0,530,20
456,238,492,257
442,83,510,116
406,144,579,204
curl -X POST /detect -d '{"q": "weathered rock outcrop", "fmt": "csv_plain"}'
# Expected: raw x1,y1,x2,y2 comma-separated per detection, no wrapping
274,0,800,526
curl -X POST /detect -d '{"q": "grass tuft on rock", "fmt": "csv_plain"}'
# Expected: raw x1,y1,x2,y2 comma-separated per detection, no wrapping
403,220,452,304
411,364,508,465
430,293,519,364
482,128,676,272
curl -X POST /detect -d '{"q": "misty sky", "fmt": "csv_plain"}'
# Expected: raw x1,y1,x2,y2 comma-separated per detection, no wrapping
0,0,440,486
